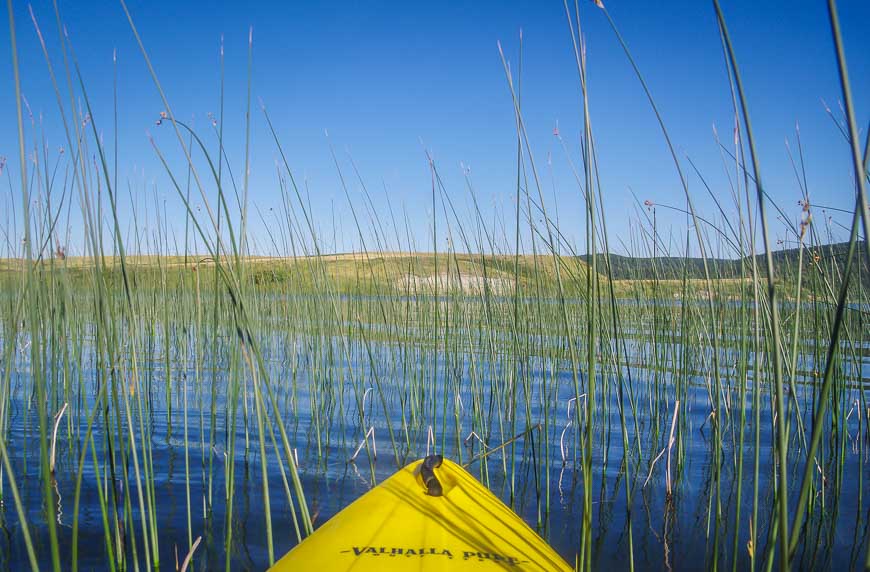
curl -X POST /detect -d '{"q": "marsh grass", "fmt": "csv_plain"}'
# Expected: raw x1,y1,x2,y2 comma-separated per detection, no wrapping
0,1,868,571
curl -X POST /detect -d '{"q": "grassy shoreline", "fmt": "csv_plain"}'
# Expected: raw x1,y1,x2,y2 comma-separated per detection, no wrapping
1,243,862,303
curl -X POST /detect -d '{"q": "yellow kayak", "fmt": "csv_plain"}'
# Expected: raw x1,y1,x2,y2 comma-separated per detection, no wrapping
270,456,573,571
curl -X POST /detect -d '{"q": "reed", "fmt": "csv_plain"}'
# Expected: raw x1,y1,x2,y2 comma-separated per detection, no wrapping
0,1,866,571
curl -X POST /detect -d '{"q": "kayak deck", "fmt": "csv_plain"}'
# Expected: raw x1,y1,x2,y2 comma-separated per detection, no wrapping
270,457,572,571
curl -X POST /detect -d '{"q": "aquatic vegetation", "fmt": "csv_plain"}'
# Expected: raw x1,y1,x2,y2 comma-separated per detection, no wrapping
0,1,867,571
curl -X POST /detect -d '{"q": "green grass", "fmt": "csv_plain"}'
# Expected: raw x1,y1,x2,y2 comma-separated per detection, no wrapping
0,1,867,571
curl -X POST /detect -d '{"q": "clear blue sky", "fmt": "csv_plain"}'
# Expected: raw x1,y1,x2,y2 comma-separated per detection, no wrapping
2,0,868,257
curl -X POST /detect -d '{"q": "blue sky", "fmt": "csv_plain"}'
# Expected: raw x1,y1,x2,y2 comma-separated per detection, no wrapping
1,0,868,257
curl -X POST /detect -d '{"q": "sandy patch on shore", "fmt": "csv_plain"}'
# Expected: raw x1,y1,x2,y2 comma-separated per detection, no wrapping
399,273,514,295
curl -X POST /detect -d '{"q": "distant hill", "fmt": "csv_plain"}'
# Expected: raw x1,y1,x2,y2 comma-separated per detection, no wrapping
2,244,865,297
583,241,869,281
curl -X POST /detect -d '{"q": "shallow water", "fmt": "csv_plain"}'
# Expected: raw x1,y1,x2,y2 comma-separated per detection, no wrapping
1,325,868,571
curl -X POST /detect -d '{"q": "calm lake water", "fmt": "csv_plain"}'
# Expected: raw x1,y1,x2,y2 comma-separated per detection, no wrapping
1,328,868,571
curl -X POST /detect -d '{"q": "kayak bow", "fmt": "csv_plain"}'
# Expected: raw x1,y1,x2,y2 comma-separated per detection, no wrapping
270,456,572,571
